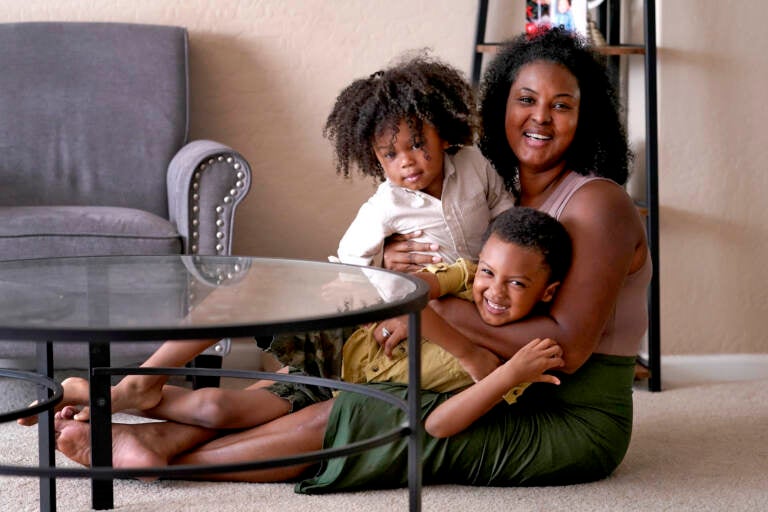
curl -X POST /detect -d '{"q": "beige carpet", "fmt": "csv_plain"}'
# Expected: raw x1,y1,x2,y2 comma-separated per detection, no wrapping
1,377,767,512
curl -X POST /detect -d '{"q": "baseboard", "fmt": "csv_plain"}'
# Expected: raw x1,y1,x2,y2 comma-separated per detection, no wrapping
659,353,768,386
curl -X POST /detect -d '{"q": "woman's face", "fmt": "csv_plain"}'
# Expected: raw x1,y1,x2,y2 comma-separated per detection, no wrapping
505,61,580,175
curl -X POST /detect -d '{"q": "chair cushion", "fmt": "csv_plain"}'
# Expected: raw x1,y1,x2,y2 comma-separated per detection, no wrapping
0,206,181,260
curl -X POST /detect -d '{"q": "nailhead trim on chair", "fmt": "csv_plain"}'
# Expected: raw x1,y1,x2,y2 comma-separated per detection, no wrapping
188,155,249,255
183,153,250,360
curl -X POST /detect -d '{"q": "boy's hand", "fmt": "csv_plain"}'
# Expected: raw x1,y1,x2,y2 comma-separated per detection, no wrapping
503,338,564,385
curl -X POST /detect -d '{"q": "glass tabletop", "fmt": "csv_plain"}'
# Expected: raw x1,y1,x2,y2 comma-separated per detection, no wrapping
0,255,428,341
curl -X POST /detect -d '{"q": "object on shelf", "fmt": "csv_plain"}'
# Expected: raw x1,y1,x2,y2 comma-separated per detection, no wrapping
526,0,588,36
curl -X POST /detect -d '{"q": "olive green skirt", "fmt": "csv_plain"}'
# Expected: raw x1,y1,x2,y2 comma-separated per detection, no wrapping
296,353,636,493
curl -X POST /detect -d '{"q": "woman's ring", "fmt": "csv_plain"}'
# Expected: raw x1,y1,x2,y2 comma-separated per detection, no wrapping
381,327,391,338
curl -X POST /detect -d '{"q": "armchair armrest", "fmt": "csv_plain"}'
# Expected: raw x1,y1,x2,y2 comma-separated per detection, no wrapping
167,139,252,255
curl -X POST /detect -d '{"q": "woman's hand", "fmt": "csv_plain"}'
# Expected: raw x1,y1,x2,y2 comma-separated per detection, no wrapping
382,231,441,272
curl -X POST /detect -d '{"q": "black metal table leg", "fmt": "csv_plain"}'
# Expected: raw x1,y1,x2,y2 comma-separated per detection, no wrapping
407,311,422,512
36,341,56,512
187,353,222,389
89,342,113,510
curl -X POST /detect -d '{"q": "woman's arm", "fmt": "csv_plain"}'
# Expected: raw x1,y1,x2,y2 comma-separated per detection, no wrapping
431,182,647,373
425,338,563,438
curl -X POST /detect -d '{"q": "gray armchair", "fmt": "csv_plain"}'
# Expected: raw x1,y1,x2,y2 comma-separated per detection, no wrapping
0,22,252,373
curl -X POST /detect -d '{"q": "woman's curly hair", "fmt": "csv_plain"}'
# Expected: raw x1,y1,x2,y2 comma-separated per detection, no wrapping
324,53,478,182
479,28,631,192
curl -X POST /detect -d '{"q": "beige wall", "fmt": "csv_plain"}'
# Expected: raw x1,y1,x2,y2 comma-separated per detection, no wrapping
655,0,768,354
3,1,766,356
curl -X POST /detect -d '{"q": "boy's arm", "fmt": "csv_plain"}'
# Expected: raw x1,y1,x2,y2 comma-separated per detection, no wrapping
425,338,564,438
378,308,497,383
377,303,500,382
378,260,498,380
419,306,501,382
412,271,441,300
412,259,475,300
377,259,494,374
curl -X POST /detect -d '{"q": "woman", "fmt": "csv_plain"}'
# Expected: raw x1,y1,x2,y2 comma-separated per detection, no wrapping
53,28,650,490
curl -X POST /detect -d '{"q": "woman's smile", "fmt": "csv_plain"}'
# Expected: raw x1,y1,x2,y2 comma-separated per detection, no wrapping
524,129,552,139
523,130,553,146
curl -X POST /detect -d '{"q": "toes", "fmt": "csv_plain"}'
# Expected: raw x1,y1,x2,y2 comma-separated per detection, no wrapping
16,400,41,426
59,405,80,420
74,406,91,422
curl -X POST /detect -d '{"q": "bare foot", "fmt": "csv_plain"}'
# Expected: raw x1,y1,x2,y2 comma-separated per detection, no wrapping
54,406,167,481
65,375,168,423
98,375,167,420
17,376,91,426
21,373,169,426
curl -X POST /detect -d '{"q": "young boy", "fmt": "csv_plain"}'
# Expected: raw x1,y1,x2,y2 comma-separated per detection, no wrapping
342,206,572,402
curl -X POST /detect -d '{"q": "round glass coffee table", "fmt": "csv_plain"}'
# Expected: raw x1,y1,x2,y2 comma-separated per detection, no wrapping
0,255,429,511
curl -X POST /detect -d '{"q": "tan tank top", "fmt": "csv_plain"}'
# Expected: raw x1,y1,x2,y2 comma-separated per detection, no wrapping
538,172,652,356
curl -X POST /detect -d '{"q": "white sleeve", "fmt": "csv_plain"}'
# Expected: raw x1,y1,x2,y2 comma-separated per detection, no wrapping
334,194,392,266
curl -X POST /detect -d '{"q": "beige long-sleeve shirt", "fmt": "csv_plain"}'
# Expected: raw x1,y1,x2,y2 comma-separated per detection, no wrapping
334,146,515,266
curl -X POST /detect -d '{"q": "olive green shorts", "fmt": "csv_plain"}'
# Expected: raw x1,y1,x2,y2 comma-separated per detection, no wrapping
263,366,334,412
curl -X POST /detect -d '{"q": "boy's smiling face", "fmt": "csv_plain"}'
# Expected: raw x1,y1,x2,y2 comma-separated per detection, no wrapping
472,234,560,326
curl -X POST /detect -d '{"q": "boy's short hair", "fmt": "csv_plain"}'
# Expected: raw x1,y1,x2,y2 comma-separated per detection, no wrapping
483,207,572,283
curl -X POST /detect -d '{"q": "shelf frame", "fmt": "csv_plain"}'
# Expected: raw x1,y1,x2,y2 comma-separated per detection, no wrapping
476,42,644,56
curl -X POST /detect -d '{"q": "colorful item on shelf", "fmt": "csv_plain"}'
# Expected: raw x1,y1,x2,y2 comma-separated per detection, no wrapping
525,0,588,36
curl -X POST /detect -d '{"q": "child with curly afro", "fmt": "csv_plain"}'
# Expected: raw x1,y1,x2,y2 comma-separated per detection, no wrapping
325,53,515,266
